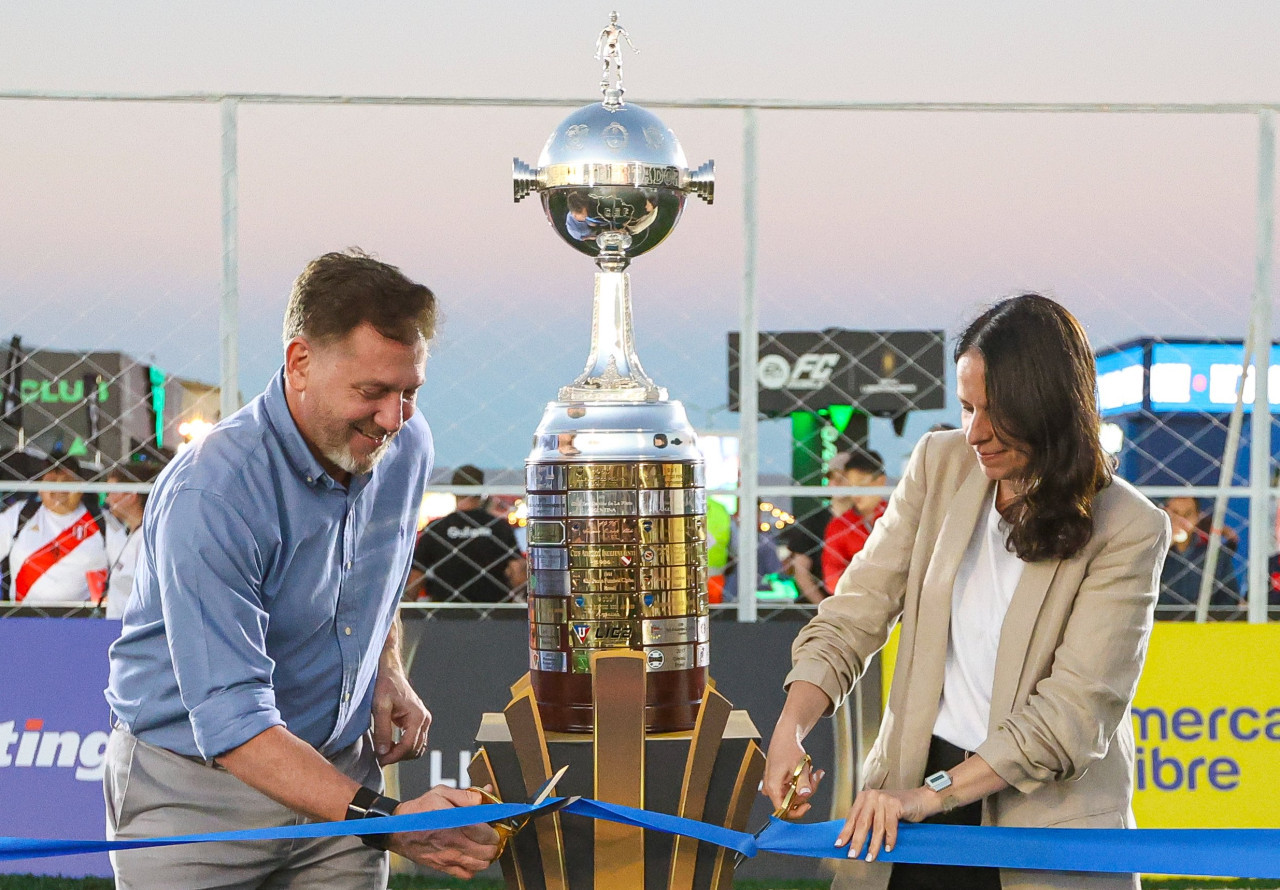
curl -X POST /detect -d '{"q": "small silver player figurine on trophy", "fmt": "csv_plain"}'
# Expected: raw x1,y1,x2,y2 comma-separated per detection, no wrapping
595,11,638,100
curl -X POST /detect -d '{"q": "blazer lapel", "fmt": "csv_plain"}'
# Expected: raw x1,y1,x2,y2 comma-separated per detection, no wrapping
988,554,1061,730
899,463,991,783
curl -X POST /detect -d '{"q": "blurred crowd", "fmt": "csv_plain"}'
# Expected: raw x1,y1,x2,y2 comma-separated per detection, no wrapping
756,450,1280,622
0,448,167,615
4,447,1280,622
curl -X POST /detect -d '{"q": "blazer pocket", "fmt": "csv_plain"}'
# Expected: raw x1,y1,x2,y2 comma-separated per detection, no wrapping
1042,807,1127,829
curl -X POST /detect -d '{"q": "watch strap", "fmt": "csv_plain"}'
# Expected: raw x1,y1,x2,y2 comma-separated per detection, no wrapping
345,786,400,851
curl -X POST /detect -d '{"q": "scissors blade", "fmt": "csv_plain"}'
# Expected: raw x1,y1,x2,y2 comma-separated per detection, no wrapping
736,754,813,864
530,793,580,817
529,764,570,807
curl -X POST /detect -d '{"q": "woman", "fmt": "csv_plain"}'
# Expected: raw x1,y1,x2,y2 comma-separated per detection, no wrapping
765,294,1170,890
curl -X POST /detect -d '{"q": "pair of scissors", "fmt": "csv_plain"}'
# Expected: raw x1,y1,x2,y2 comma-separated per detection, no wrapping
734,754,813,867
470,764,576,856
770,754,814,821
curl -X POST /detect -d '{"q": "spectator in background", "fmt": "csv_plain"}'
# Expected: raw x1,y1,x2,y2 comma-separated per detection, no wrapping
706,496,734,603
781,518,827,605
822,449,889,594
782,456,858,604
0,452,107,604
1159,495,1242,621
407,465,526,604
103,460,166,620
1267,553,1280,615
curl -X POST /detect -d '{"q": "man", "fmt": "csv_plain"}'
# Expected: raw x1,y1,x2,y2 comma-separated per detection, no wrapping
820,449,888,594
102,460,165,620
0,453,107,603
1158,495,1242,621
105,251,498,888
781,452,866,605
407,465,526,603
564,191,606,242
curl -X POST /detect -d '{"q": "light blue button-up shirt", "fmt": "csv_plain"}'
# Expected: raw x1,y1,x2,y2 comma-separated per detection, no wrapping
106,370,432,759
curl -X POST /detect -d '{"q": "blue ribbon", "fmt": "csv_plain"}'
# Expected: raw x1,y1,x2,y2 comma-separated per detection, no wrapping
755,818,1280,879
3,799,1279,879
0,802,538,862
562,798,757,858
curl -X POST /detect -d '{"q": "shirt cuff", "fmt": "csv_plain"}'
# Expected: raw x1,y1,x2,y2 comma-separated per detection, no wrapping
189,685,285,759
783,659,845,716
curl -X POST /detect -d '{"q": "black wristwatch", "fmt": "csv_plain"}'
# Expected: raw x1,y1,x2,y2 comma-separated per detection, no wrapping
346,786,401,851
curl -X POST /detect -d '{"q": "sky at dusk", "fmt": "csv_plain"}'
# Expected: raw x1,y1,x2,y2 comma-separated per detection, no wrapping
2,1,1279,473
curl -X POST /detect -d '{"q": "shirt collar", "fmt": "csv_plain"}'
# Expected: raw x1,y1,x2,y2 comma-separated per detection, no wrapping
987,488,1012,537
261,368,338,491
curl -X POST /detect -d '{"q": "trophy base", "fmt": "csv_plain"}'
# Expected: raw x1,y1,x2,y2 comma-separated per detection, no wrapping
473,653,763,890
532,666,706,734
532,698,701,735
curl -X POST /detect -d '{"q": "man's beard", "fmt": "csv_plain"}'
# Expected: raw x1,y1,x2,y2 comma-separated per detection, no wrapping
322,425,395,476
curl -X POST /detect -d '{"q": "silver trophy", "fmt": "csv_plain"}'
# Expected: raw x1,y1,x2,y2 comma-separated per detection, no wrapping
514,12,715,732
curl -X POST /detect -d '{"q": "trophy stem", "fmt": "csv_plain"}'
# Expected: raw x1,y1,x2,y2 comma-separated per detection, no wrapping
558,270,666,403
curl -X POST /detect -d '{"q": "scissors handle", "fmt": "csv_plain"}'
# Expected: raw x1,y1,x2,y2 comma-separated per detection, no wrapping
467,786,521,856
772,754,813,819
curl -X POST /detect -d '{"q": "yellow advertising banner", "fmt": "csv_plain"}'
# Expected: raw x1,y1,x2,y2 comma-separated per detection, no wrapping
1130,623,1280,827
880,622,1280,828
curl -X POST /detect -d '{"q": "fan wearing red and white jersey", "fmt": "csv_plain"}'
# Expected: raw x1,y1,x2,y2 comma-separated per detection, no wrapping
0,457,107,604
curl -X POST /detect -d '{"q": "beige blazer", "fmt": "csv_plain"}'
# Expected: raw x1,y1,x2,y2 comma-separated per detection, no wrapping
786,430,1170,890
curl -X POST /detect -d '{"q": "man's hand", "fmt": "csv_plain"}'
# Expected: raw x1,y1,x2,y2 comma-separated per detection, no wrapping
388,786,501,879
372,663,430,766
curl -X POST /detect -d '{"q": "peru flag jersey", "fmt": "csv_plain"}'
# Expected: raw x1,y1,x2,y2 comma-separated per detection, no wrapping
0,501,108,603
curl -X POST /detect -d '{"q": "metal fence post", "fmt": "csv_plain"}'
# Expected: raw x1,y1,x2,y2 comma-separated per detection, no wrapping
737,107,759,622
1248,109,1275,623
220,96,241,421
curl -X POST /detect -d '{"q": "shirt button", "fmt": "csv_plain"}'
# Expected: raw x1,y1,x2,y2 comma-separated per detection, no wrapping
345,561,352,570
343,693,350,703
344,626,352,636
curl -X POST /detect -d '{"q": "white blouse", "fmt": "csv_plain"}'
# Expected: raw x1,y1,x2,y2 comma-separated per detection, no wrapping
933,489,1026,752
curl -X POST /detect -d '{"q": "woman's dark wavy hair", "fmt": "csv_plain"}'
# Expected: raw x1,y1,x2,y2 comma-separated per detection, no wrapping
955,294,1111,562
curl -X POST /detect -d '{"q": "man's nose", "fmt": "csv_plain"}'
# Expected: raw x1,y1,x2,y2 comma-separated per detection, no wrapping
373,395,408,433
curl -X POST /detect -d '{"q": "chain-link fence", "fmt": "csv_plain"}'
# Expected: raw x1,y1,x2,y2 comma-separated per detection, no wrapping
1,92,1276,622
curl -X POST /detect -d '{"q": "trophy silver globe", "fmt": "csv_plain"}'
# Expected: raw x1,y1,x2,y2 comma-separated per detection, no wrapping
514,14,715,733
513,99,713,268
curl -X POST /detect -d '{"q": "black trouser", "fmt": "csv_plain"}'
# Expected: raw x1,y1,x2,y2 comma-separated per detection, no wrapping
886,735,1001,890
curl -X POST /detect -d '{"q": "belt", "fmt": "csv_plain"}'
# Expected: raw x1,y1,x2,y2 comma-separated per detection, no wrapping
178,752,227,770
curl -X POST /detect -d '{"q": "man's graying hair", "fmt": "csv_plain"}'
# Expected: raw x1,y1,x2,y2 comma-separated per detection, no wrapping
282,250,438,348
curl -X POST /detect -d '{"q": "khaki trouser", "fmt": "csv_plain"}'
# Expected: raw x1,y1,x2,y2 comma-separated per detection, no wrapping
103,728,387,890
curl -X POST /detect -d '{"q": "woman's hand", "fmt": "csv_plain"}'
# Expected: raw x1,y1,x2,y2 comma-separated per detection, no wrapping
764,680,833,819
835,786,933,861
763,737,819,818
763,726,825,819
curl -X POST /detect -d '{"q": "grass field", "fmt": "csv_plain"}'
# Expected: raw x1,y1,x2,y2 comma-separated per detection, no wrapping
1,878,1277,889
